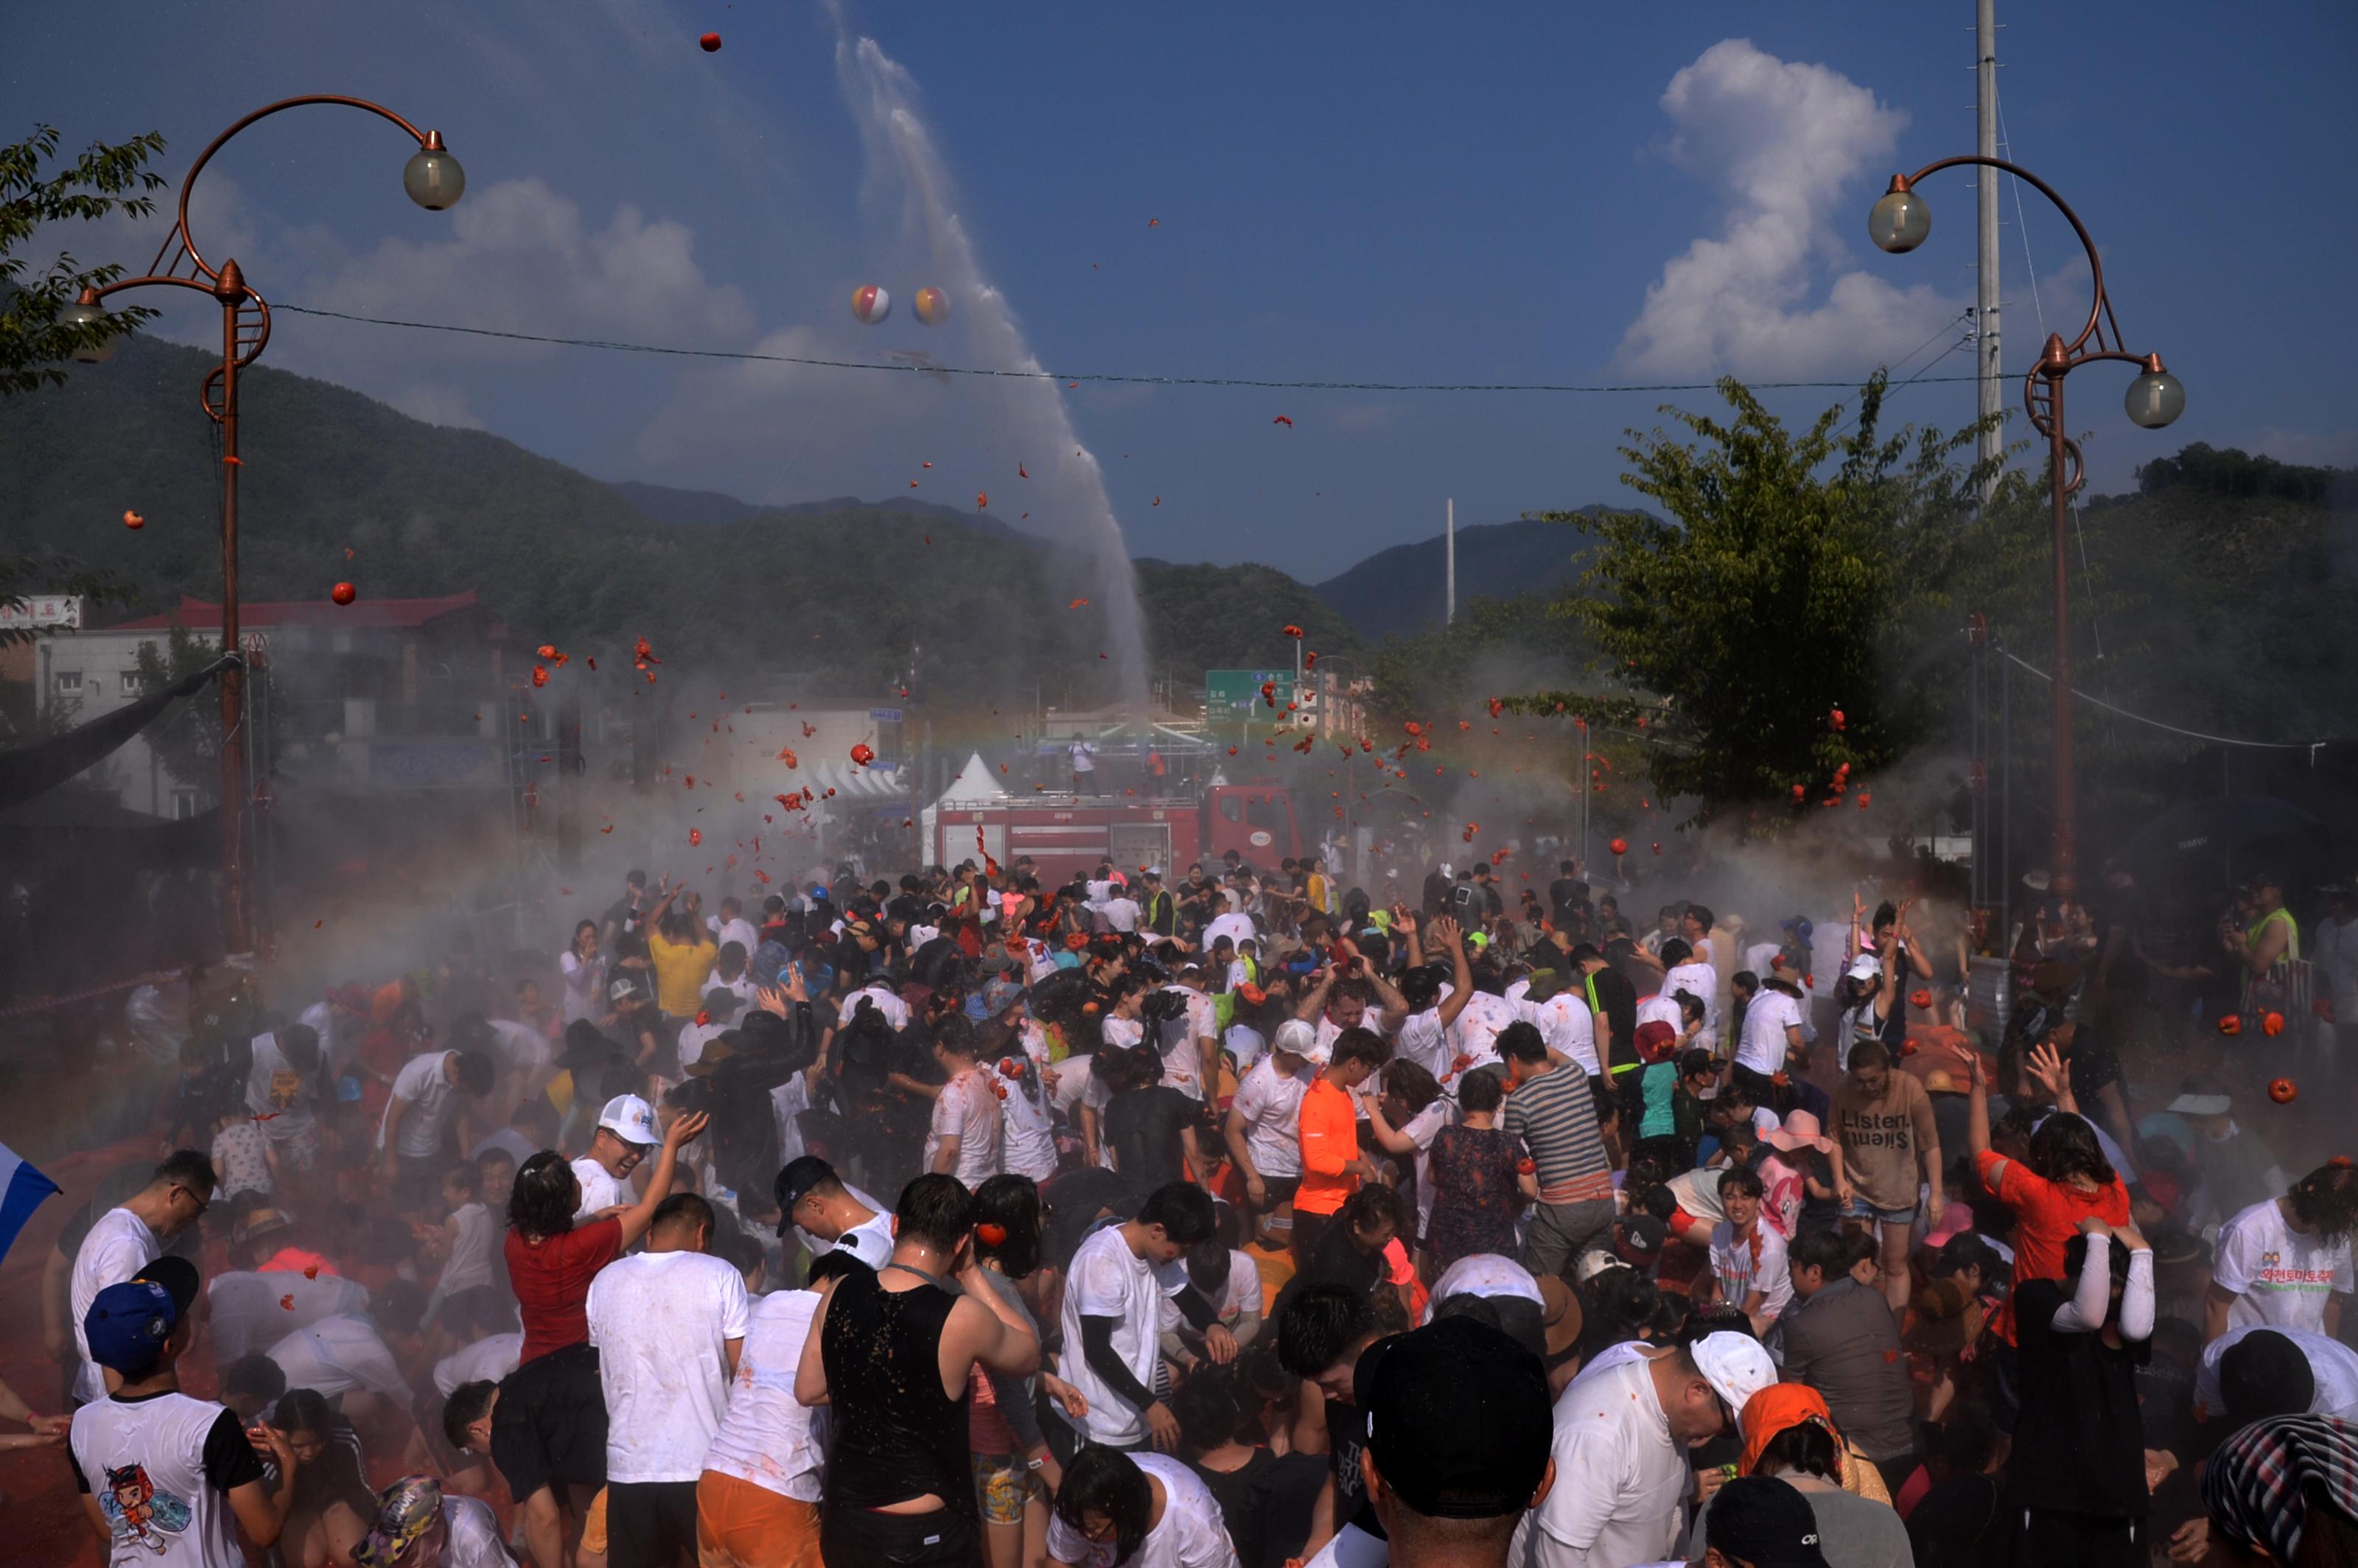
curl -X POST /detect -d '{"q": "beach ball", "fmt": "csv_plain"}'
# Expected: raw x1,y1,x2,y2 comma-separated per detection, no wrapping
913,287,951,326
850,284,892,326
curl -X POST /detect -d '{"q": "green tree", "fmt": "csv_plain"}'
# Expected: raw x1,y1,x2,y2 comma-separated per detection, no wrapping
1519,375,2029,819
1,123,167,396
1,125,166,642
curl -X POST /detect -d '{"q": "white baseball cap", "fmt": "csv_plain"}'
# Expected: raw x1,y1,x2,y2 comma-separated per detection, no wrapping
1273,1019,1320,1061
1845,953,1881,982
1691,1331,1779,1435
598,1093,659,1148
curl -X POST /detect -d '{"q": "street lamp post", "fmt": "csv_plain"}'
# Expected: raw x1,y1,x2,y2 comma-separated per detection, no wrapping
1868,158,2181,897
62,97,463,955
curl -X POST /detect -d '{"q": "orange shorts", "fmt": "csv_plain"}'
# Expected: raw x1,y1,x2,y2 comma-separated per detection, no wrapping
581,1488,608,1556
696,1470,823,1568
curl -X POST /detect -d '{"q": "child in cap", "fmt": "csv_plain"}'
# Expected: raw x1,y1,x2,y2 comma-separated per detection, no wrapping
70,1256,306,1565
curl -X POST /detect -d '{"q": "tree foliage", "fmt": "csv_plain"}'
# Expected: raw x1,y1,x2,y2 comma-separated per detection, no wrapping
1528,375,2026,818
130,623,228,792
1,124,167,396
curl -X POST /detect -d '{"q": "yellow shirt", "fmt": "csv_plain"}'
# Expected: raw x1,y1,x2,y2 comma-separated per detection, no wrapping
647,929,718,1015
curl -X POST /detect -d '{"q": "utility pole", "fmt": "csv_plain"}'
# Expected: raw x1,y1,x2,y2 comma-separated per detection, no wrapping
1445,498,1456,626
1974,0,2004,502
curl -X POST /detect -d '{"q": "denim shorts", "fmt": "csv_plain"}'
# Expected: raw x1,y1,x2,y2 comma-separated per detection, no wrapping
1844,1196,1920,1228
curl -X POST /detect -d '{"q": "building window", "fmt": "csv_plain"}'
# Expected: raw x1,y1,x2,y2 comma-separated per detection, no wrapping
172,789,203,820
52,670,82,693
119,669,148,697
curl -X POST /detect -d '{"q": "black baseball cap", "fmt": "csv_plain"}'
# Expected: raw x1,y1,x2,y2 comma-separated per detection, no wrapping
134,1255,201,1317
773,1155,838,1236
2219,1329,2316,1423
1707,1477,1830,1567
1358,1316,1552,1519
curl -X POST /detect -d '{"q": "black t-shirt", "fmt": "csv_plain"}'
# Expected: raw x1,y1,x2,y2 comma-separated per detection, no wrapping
1584,967,1641,1071
1296,1226,1385,1300
1323,1396,1385,1541
2065,1033,2127,1115
1548,878,1589,925
1192,1449,1278,1568
1103,1087,1195,1193
1906,1472,2003,1568
2007,1275,2151,1516
1256,1451,1328,1568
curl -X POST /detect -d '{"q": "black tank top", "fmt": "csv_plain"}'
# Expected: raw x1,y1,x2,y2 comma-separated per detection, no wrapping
820,1264,973,1515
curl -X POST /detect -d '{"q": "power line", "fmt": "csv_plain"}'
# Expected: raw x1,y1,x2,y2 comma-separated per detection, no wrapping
1998,650,2338,756
272,303,1985,397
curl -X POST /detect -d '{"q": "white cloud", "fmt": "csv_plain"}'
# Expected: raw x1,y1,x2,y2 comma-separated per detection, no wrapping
298,177,753,358
1615,38,1964,379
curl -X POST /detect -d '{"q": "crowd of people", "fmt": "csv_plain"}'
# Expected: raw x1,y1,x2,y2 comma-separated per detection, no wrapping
18,847,2358,1568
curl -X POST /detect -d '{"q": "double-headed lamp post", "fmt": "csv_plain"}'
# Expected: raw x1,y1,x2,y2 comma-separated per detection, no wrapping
60,97,463,956
1867,158,2182,900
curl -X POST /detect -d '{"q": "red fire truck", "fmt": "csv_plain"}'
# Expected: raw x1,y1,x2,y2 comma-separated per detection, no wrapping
929,783,1304,883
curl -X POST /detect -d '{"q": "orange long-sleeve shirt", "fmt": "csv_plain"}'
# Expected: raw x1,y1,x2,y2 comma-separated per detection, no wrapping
1295,1077,1360,1217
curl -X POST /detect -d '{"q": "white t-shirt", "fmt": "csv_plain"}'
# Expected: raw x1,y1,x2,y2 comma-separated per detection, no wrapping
1709,1222,1793,1327
847,984,911,1032
586,1249,752,1484
1519,1352,1687,1568
1231,1057,1313,1179
1225,1023,1267,1077
1736,990,1805,1076
1394,1008,1452,1082
1662,961,1721,1035
559,951,609,1025
485,1018,553,1080
1097,897,1143,934
265,1313,408,1400
71,1390,247,1568
208,1269,373,1364
71,1207,161,1404
572,1155,632,1220
245,1031,323,1143
1523,992,1600,1078
702,1287,828,1502
1060,1224,1189,1446
1424,1253,1545,1321
2214,1198,2356,1334
1402,1098,1452,1240
1634,993,1682,1036
1450,991,1522,1068
381,1051,461,1158
1214,1250,1265,1326
927,1067,1005,1185
771,1074,814,1171
676,1018,728,1069
433,1331,525,1397
1204,912,1258,951
440,1201,498,1296
2194,1325,2358,1423
710,916,760,958
999,1065,1060,1185
1045,1452,1241,1568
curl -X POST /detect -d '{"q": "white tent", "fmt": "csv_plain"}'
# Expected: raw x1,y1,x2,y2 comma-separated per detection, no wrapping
923,752,1010,861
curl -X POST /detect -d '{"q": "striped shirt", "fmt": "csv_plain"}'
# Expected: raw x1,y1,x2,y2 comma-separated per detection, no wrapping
1502,1063,1612,1204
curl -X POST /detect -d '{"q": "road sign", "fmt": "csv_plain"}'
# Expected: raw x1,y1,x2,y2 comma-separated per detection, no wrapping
869,708,904,723
1206,669,1295,718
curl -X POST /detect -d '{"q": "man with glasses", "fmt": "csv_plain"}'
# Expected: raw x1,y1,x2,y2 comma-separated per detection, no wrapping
67,1149,217,1406
1520,1331,1774,1568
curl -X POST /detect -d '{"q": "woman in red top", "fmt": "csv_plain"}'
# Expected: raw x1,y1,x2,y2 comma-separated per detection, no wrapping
1965,1045,2130,1433
495,1108,706,1568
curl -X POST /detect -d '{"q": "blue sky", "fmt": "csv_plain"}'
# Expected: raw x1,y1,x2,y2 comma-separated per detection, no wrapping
15,1,2355,576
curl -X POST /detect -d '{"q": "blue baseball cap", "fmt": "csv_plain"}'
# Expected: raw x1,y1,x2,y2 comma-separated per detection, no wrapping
84,1278,179,1373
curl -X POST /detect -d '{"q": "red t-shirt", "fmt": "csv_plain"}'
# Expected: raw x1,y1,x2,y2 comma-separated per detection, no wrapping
1976,1149,2130,1344
506,1217,623,1362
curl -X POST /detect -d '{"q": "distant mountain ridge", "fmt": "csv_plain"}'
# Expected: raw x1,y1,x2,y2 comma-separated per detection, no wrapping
1309,514,1606,641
